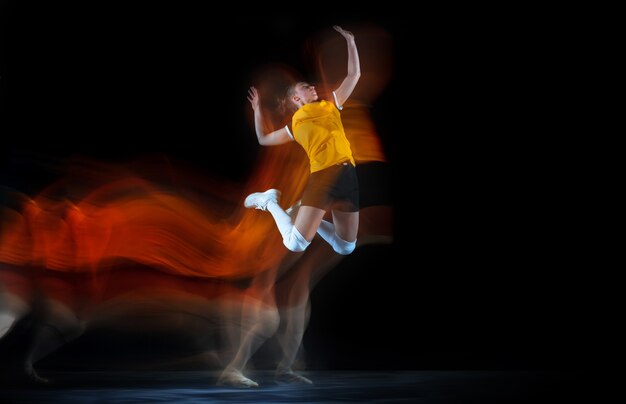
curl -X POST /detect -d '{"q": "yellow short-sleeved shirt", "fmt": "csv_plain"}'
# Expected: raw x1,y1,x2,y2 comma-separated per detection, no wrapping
285,94,355,173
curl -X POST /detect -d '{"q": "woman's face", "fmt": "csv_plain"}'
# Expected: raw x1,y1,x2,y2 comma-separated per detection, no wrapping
293,82,318,105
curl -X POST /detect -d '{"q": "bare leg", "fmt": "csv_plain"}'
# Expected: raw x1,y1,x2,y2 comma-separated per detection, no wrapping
218,268,280,388
24,299,85,383
274,240,342,384
0,292,30,340
273,206,392,383
330,210,359,242
315,209,359,255
234,191,360,385
218,192,326,387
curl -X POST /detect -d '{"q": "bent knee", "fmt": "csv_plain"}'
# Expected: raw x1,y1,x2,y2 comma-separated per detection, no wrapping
238,301,280,338
283,227,311,252
46,300,85,340
0,292,31,318
283,240,309,252
333,238,356,255
334,244,356,255
258,306,280,337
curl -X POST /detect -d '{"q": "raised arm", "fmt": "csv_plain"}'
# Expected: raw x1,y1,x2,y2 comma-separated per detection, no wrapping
332,25,361,107
247,86,292,146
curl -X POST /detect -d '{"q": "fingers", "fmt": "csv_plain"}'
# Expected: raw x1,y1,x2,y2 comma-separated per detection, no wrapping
247,86,258,105
333,25,353,38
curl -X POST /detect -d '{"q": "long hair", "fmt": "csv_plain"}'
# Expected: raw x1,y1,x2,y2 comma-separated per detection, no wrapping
277,82,302,116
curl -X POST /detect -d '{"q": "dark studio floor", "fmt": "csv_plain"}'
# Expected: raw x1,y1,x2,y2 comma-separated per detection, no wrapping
0,369,591,404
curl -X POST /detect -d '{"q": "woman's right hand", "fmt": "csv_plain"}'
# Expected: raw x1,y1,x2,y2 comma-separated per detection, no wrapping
333,25,354,41
247,86,260,111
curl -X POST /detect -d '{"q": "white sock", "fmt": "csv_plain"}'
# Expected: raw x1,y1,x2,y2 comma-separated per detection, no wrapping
267,201,310,252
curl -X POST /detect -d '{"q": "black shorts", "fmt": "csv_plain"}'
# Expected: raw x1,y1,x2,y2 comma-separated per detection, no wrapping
301,163,359,212
356,161,393,208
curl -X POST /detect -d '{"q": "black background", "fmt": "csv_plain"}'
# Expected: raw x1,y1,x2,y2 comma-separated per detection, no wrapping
1,2,597,371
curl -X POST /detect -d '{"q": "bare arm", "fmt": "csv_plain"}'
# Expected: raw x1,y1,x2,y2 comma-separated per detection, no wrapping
332,25,361,107
247,86,292,146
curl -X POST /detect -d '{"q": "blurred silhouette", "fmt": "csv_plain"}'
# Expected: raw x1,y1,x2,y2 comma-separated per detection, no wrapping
0,154,298,384
0,21,394,390
219,23,394,387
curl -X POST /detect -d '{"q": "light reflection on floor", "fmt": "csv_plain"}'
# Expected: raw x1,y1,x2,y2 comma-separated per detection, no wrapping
0,370,587,403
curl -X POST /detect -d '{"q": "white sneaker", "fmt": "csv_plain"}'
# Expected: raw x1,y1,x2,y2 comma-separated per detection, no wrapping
244,189,281,211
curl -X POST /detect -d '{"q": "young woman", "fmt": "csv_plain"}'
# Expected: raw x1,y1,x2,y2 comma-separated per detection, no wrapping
243,25,361,257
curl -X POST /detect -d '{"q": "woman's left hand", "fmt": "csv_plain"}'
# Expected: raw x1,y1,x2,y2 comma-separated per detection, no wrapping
247,86,260,111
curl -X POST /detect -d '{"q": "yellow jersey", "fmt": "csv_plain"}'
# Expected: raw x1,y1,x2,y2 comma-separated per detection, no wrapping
286,96,355,173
